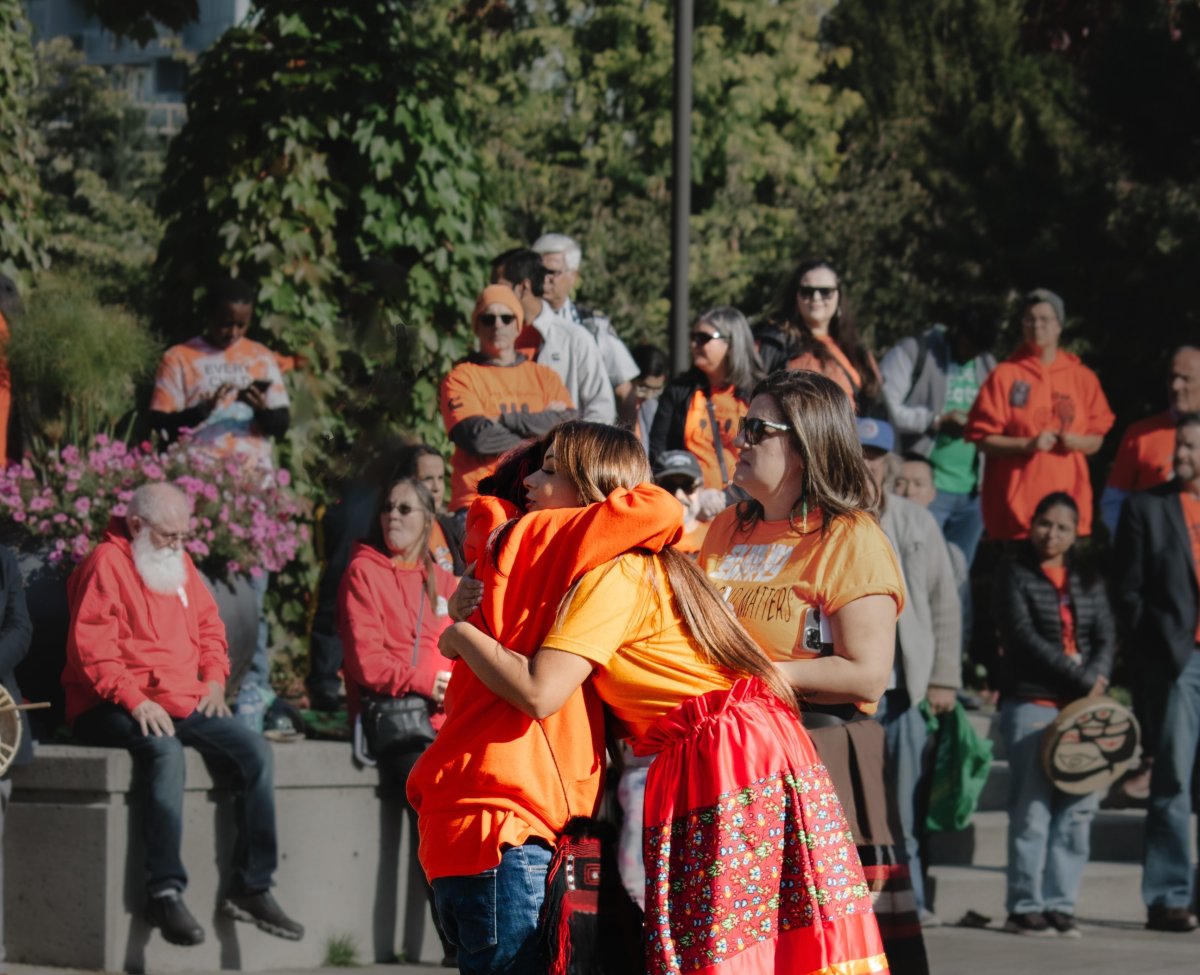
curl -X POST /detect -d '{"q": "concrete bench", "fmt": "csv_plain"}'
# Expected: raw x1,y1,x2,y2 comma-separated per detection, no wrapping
4,741,436,972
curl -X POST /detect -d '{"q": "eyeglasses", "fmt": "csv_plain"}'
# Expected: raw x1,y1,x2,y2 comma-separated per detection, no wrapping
149,524,193,545
479,313,517,327
635,380,665,399
738,416,791,446
383,503,420,516
798,285,838,301
689,330,725,347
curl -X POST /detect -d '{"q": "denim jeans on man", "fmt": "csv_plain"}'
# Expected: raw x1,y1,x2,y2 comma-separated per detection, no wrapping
1143,650,1200,909
927,490,983,568
73,703,278,896
876,689,931,913
235,570,273,730
432,841,551,975
1000,698,1098,914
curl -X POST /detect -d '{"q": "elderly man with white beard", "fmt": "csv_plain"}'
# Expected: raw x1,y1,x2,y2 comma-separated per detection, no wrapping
62,483,303,948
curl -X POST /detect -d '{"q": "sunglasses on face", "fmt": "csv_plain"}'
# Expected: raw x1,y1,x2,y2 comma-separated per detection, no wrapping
738,416,791,446
689,330,725,347
798,285,838,301
383,503,420,516
479,313,517,327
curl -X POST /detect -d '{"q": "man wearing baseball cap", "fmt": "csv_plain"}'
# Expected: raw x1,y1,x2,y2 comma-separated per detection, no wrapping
652,450,708,555
858,417,962,925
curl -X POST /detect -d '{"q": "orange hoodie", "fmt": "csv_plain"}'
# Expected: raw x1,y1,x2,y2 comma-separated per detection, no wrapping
407,484,683,881
966,343,1114,539
62,519,230,723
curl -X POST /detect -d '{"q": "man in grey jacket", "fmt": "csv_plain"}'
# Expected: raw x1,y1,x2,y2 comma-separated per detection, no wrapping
880,317,997,568
859,417,963,923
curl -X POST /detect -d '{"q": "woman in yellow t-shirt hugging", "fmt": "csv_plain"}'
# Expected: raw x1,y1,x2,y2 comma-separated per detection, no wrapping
698,369,929,974
438,421,888,975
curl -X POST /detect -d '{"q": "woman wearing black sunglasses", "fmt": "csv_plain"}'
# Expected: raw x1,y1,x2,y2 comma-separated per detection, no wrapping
338,475,459,966
773,258,883,415
648,306,763,516
699,369,931,974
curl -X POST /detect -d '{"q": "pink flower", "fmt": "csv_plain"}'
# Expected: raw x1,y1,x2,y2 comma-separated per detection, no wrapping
74,497,92,516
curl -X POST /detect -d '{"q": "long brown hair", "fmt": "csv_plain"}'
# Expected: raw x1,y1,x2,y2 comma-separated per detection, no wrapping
777,257,879,400
369,476,439,601
545,420,800,716
736,370,879,535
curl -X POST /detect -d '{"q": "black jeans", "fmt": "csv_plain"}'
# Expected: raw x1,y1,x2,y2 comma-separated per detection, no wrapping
74,703,278,897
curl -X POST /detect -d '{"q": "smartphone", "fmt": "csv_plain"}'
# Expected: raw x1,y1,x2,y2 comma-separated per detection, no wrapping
250,379,272,392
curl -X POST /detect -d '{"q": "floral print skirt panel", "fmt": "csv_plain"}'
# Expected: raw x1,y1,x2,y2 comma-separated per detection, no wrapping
637,678,890,975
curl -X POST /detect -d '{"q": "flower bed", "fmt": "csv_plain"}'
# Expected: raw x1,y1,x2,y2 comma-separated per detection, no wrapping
0,434,310,580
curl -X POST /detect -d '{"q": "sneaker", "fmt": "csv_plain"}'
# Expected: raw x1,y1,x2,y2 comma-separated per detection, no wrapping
146,891,205,946
1003,912,1055,936
1146,905,1199,933
1045,910,1081,938
919,908,943,928
220,890,304,941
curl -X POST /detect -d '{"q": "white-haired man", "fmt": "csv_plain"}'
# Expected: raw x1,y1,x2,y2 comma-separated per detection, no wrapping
63,483,302,948
532,232,641,421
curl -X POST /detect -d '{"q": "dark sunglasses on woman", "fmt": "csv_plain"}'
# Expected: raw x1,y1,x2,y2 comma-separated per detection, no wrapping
383,503,420,516
738,416,791,446
797,285,838,300
689,330,724,346
479,313,517,327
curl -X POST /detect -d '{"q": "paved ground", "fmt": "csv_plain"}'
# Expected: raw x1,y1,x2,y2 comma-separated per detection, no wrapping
8,918,1200,975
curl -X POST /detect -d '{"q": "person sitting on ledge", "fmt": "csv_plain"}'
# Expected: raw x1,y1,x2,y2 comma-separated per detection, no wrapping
61,483,303,947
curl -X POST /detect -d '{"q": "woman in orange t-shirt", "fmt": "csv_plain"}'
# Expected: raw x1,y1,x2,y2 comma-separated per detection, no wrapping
776,258,882,414
991,492,1114,937
697,369,925,973
438,422,888,975
648,306,763,502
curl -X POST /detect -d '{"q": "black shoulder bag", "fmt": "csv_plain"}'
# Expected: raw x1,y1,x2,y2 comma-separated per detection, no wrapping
360,586,437,758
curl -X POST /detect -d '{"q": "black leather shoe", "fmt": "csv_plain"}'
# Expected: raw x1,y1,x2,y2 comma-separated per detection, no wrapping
220,890,304,941
146,892,205,946
1146,905,1199,932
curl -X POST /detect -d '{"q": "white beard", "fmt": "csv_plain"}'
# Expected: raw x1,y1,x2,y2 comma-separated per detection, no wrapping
131,531,188,595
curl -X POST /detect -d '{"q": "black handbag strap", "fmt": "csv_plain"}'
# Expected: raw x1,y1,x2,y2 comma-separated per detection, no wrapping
705,392,730,487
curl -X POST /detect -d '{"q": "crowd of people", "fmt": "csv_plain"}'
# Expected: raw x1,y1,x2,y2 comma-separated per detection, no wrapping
2,237,1200,974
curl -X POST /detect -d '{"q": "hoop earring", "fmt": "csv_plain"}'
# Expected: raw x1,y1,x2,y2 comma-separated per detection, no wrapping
801,497,809,533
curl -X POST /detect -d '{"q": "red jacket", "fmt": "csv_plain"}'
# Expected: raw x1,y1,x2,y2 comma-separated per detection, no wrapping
62,520,229,723
337,541,457,727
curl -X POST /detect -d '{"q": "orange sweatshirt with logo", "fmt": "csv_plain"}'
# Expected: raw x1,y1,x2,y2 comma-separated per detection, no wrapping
408,484,683,881
966,343,1114,540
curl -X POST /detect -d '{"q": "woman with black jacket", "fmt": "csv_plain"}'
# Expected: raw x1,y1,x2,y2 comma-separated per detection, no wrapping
992,491,1115,939
649,307,762,517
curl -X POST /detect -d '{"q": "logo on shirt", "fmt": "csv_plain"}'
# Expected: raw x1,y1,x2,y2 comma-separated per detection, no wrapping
1010,381,1031,408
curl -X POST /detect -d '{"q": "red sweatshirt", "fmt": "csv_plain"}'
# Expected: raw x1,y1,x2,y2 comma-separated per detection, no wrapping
337,541,457,727
408,484,683,881
966,343,1114,539
63,519,230,723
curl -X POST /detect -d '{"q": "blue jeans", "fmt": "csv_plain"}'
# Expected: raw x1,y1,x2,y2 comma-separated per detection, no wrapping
876,690,930,912
928,489,983,569
1000,698,1098,914
74,703,278,896
432,842,551,975
1143,651,1200,909
236,571,272,729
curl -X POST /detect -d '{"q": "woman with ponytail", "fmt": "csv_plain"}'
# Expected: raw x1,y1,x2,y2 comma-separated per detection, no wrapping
434,420,888,975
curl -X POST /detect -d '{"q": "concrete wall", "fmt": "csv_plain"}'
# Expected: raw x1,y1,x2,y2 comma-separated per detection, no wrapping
4,741,436,972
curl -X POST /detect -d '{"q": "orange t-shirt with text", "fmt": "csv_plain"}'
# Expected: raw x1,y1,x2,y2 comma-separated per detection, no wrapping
439,357,572,512
682,385,747,489
1180,492,1200,644
699,508,904,713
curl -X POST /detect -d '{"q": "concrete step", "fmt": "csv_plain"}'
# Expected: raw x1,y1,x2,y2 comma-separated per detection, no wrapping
926,861,1146,924
927,809,1195,867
